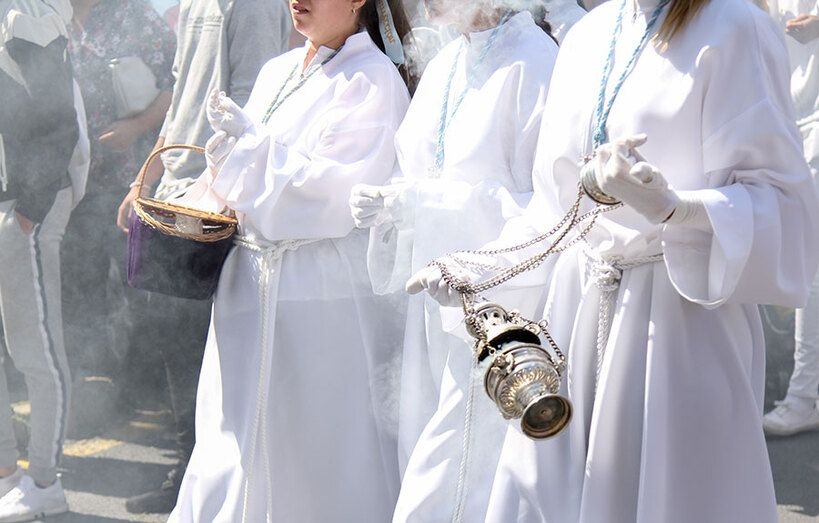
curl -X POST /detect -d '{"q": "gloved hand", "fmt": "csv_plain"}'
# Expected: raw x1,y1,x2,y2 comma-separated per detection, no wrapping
405,254,489,307
205,130,237,177
349,181,409,229
592,134,678,224
206,89,253,138
405,265,466,307
592,134,711,230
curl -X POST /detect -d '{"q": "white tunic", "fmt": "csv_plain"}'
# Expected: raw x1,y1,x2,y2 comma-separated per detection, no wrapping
474,1,819,522
169,33,410,523
366,12,559,522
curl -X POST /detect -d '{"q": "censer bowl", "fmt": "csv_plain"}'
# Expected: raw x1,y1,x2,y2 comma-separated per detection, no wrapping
521,394,572,439
464,302,573,440
484,341,572,440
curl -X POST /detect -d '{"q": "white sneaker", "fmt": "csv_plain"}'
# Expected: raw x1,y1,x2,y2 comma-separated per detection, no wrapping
0,470,22,499
0,475,68,522
763,400,819,437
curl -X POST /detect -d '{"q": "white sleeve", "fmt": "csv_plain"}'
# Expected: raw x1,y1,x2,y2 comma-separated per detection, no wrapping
208,69,408,241
366,176,534,294
2,0,68,48
662,14,819,308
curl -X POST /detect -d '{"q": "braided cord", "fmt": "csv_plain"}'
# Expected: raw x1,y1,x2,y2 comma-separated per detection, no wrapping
433,1,671,347
434,0,671,295
432,13,512,174
261,48,342,125
592,0,671,148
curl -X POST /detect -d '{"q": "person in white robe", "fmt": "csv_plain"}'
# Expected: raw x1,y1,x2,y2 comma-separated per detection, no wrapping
165,0,411,521
762,0,819,436
408,0,819,521
349,3,562,521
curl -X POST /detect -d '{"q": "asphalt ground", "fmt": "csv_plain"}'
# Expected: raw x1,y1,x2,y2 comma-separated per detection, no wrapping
12,395,173,523
1,304,817,522
39,398,819,522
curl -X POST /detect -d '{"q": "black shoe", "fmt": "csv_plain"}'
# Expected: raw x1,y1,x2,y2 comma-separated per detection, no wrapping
125,469,181,514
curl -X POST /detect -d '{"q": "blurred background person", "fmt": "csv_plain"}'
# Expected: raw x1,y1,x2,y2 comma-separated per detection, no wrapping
115,0,291,514
763,0,819,437
63,0,175,405
151,0,181,31
0,0,88,519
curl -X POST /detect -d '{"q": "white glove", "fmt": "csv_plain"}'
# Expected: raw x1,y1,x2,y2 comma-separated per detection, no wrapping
405,254,489,307
593,134,712,230
405,265,466,307
663,190,711,231
349,181,409,229
593,134,678,224
205,130,237,177
206,89,252,138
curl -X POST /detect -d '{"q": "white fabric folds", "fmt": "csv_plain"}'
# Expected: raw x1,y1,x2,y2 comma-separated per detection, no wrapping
366,12,561,522
169,32,410,523
464,1,819,522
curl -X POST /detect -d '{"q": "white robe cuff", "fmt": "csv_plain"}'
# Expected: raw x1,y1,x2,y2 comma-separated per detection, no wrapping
662,185,753,309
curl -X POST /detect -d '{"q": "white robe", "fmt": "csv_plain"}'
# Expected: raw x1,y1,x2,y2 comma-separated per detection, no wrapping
544,0,588,43
365,12,559,522
168,32,410,523
769,0,819,172
470,1,819,522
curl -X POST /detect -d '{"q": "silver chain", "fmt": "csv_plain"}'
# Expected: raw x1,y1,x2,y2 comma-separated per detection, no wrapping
430,183,622,347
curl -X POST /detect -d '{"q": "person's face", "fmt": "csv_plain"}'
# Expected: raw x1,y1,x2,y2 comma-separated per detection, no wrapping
423,0,488,29
290,0,366,46
423,0,470,25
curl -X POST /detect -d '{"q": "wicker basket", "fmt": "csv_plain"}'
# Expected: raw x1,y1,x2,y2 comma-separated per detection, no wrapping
127,144,238,300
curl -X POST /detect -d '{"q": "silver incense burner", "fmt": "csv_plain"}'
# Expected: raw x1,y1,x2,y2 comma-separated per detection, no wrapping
466,302,572,439
580,156,621,206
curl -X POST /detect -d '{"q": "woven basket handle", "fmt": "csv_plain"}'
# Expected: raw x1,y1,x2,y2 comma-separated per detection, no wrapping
134,144,206,195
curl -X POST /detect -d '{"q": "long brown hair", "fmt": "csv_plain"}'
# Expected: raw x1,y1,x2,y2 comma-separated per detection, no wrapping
359,0,416,89
656,0,710,43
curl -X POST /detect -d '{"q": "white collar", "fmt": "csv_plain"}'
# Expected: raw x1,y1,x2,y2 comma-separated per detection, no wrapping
303,31,372,70
465,11,531,48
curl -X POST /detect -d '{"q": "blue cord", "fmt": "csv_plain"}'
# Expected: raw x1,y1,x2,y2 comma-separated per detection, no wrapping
432,13,512,175
592,0,671,149
262,48,342,125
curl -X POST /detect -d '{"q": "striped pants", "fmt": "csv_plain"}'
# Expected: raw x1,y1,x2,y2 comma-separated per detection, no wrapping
0,188,72,485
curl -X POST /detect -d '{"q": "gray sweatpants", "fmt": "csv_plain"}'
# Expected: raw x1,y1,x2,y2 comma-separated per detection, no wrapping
0,187,72,485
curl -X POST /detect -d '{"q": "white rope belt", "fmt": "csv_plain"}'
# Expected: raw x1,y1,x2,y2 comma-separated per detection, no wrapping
586,250,664,385
234,234,320,260
233,234,318,522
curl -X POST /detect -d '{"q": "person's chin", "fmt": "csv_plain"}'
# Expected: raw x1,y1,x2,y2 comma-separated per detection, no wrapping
293,17,312,36
291,6,312,30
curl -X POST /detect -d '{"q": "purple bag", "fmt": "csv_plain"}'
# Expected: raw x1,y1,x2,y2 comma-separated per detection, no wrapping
127,211,234,300
126,144,237,300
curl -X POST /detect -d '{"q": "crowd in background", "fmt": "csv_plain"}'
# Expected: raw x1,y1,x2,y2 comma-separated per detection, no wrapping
0,0,816,521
